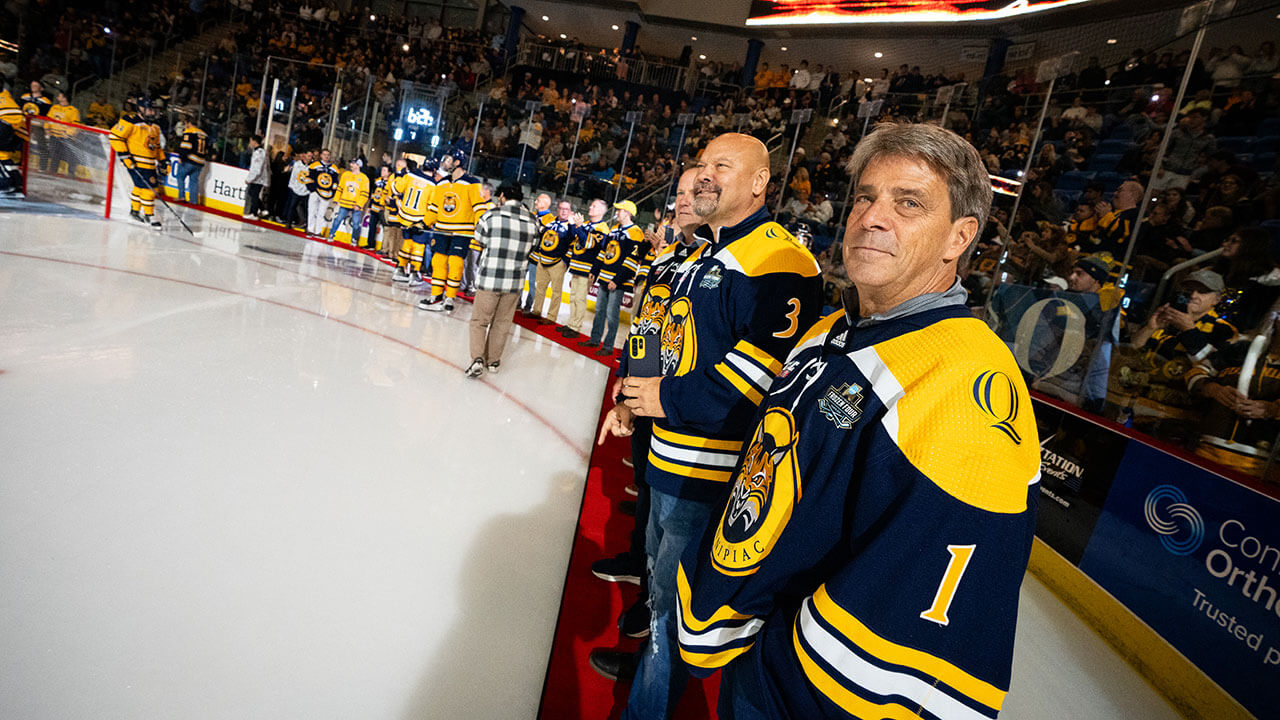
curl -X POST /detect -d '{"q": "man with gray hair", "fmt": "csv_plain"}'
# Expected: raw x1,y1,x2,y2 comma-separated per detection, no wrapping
676,122,1042,719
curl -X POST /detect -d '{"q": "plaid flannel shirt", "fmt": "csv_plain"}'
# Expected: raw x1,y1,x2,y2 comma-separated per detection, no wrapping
474,201,539,294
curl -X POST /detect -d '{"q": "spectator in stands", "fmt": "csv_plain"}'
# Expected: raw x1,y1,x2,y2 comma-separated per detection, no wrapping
1189,206,1236,252
1161,186,1197,226
1161,107,1215,188
1203,174,1255,226
1208,45,1251,91
1211,227,1280,329
1066,201,1098,250
1131,269,1236,362
86,92,117,128
1094,179,1144,256
790,61,810,92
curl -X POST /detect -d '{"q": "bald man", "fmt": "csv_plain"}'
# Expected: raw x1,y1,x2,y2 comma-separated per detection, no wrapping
596,134,823,719
521,192,554,314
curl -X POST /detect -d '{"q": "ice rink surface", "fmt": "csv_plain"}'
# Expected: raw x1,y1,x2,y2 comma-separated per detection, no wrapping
0,207,1183,719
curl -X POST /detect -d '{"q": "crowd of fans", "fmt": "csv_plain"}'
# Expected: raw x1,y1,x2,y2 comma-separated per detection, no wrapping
8,0,1280,476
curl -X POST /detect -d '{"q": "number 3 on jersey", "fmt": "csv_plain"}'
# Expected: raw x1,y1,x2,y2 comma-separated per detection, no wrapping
774,298,801,339
920,544,975,626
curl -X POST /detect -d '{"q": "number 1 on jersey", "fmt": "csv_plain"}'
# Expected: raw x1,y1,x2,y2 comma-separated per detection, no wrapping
920,544,975,626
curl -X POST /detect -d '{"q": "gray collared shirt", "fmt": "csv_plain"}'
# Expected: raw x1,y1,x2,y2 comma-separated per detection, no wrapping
842,277,969,328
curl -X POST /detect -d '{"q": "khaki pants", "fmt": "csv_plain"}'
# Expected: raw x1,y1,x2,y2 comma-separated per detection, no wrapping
470,290,520,362
382,221,403,260
534,260,568,322
567,274,591,332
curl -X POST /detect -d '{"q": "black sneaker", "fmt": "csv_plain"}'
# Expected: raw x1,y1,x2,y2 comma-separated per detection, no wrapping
618,598,651,639
579,339,601,348
588,648,638,682
464,358,485,378
591,553,641,585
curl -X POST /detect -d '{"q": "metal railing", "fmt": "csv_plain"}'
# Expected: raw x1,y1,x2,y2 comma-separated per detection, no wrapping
515,43,688,92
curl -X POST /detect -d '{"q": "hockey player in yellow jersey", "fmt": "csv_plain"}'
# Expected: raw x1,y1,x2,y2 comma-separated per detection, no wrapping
0,84,28,193
391,157,437,287
45,92,82,176
110,97,167,228
418,148,492,313
327,159,371,247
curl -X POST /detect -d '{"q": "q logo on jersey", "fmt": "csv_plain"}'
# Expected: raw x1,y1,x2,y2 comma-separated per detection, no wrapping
442,191,458,213
660,297,697,377
635,285,670,335
1144,485,1205,555
712,408,801,576
972,370,1022,445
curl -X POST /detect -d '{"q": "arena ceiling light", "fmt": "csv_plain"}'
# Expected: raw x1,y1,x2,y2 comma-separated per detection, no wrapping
699,54,707,59
874,51,883,57
780,46,788,51
691,36,698,40
402,43,410,52
559,33,567,39
369,14,376,21
612,24,619,30
1106,38,1118,44
542,15,549,21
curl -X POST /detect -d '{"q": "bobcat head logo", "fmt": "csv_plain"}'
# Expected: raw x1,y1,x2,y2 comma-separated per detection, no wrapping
712,408,800,577
660,314,684,376
635,285,670,335
540,228,559,251
443,191,458,213
726,438,788,533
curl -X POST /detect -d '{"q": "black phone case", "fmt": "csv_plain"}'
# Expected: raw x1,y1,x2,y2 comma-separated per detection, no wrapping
627,332,662,378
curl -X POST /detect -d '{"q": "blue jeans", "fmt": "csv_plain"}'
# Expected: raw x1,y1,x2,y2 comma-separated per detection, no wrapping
521,261,538,311
175,161,202,203
588,282,624,348
328,206,364,245
622,488,718,720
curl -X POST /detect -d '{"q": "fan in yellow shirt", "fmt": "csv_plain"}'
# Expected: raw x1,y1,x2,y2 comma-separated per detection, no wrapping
327,159,371,247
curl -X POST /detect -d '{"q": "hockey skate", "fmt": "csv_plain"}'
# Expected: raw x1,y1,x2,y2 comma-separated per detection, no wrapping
392,267,411,283
418,294,445,310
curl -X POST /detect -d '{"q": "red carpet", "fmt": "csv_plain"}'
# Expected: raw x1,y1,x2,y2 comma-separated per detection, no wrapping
165,202,720,718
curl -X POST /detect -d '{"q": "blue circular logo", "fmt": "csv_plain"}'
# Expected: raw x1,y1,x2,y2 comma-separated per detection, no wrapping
1144,485,1204,556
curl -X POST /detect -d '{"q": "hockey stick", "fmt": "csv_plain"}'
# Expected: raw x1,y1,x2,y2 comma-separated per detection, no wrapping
152,184,197,237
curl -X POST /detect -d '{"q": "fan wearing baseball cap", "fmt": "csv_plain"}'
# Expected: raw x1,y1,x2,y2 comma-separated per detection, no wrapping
1131,268,1237,362
580,200,645,357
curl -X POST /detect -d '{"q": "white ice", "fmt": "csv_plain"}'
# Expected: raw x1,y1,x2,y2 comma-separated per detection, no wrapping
0,207,1180,719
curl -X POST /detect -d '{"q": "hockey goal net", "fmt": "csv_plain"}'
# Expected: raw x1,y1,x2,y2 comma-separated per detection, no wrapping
24,115,131,218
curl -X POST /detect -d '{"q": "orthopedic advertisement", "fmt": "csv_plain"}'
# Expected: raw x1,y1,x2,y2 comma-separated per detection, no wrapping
1031,396,1280,719
1079,444,1280,719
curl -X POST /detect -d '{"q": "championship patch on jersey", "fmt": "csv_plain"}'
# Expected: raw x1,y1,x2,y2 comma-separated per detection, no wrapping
712,408,801,576
972,370,1023,445
818,383,864,430
661,297,697,376
700,265,723,289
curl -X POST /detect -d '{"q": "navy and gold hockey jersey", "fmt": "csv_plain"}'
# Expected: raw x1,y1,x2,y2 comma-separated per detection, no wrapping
594,222,645,288
19,91,52,117
177,125,208,165
530,214,575,266
647,206,823,501
307,160,340,199
619,234,705,377
569,220,610,277
677,298,1041,720
0,89,28,154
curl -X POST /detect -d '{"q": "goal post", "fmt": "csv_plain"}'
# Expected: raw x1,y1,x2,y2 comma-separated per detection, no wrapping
23,115,134,219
